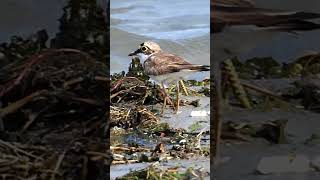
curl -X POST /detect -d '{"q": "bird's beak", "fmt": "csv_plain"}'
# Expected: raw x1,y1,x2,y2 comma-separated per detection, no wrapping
128,49,142,56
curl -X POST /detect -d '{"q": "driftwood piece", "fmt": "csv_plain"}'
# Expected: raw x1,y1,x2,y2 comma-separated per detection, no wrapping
0,90,48,119
241,81,283,101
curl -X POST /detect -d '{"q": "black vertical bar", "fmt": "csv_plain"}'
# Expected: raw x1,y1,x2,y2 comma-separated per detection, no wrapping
104,0,111,178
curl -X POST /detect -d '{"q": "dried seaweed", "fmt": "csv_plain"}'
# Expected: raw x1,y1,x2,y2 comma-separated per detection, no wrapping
0,0,110,179
0,49,109,179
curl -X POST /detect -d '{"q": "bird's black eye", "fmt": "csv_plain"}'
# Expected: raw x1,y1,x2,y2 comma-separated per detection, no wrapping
141,46,148,52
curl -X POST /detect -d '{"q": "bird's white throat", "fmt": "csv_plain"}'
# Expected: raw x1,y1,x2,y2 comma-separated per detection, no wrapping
136,53,151,62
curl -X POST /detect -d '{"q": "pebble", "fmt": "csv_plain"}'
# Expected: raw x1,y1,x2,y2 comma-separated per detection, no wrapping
311,156,320,171
190,110,209,117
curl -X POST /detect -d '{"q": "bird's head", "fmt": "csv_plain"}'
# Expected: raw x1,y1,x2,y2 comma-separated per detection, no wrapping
128,41,162,57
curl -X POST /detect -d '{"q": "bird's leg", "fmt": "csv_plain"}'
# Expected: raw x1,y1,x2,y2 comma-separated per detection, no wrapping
160,83,176,114
179,80,200,96
160,83,167,114
161,95,167,115
175,81,180,113
162,83,174,106
179,80,189,96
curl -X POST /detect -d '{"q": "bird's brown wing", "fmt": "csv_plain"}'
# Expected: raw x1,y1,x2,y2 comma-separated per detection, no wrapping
144,52,209,76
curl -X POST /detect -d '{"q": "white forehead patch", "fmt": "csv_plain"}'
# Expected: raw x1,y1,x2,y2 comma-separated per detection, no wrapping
143,41,161,51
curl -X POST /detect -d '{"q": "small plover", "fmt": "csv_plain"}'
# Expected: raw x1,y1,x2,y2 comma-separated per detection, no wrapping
128,41,209,113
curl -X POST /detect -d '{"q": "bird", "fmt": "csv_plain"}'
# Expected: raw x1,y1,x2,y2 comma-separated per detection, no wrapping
128,41,209,114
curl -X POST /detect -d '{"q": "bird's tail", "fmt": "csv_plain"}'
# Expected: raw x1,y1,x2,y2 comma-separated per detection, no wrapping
189,65,210,71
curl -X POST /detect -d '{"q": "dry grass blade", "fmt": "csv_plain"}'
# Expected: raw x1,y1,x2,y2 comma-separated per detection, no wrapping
0,139,42,160
50,151,66,180
110,146,151,152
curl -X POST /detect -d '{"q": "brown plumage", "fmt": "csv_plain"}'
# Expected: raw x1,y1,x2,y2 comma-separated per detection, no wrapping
144,52,209,76
128,41,209,80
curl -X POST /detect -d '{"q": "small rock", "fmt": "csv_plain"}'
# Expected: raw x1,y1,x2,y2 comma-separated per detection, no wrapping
255,119,288,144
190,110,208,117
256,155,310,174
0,52,5,59
311,156,320,171
305,133,320,145
179,139,187,145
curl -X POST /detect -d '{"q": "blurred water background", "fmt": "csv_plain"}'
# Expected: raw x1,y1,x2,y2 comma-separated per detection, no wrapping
110,0,210,79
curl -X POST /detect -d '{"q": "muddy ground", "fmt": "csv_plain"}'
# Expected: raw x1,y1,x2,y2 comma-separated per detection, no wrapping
0,1,110,179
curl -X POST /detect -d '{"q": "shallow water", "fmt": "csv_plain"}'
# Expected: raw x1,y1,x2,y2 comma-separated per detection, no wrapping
110,157,210,180
111,0,209,40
